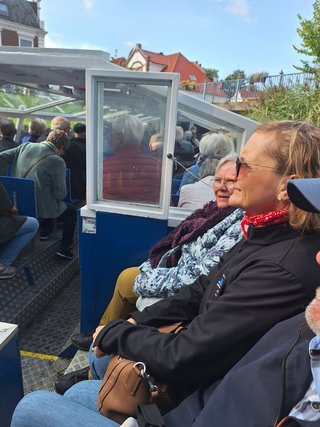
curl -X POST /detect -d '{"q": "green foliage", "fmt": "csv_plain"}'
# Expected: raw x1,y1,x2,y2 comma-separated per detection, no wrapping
225,69,246,81
294,0,320,81
0,92,85,115
203,67,219,81
249,71,269,83
248,86,320,126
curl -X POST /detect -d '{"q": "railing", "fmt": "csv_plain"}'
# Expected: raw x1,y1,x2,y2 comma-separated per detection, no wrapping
180,72,316,103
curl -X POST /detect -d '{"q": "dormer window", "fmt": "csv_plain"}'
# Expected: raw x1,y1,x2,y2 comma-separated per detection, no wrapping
0,3,8,16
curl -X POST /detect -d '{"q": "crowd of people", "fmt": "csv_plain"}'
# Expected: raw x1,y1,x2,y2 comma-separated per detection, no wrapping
3,115,320,426
7,119,320,427
0,116,87,273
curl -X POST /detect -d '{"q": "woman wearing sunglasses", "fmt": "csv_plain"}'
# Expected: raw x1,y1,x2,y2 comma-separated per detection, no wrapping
11,121,320,427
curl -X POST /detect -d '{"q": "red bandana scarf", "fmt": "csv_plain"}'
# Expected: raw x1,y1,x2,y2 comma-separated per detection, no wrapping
241,209,289,239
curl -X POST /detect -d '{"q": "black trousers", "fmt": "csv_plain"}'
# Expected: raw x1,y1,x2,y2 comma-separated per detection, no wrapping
40,204,77,248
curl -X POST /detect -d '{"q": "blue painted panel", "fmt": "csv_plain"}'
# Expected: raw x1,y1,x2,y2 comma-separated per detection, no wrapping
0,336,23,427
79,211,168,332
0,176,37,217
79,217,97,332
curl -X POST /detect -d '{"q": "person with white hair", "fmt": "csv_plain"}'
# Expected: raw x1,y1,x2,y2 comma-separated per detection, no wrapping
178,152,236,210
179,132,234,191
103,115,162,204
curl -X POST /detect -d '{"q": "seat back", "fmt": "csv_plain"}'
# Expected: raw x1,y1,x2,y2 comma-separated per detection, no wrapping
0,176,37,217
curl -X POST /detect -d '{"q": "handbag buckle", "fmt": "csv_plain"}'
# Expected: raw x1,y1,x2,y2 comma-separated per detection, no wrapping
134,362,160,393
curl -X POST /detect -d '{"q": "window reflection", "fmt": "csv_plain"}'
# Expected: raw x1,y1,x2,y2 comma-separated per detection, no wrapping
102,114,162,204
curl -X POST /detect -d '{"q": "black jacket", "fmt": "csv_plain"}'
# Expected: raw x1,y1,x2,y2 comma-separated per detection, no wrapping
95,223,320,389
62,137,86,200
0,137,18,152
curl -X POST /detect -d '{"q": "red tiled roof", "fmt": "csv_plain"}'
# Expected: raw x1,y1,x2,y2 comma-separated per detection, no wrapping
142,50,168,67
131,47,209,83
111,57,126,67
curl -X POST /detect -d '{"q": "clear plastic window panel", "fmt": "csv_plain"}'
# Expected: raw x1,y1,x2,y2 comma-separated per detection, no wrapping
96,81,170,207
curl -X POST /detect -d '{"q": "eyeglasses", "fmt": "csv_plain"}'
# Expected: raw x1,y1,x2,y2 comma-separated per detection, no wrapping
235,157,280,178
214,178,236,189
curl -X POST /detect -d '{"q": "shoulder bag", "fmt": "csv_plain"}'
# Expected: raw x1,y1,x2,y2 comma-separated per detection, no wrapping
97,322,185,424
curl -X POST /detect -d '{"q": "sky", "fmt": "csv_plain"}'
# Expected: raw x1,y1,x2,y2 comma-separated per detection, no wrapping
39,0,314,80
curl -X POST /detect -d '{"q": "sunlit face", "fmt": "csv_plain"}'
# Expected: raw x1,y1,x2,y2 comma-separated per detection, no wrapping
229,132,284,215
214,161,237,209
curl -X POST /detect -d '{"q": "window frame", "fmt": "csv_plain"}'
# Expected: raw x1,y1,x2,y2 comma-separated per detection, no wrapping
85,68,180,220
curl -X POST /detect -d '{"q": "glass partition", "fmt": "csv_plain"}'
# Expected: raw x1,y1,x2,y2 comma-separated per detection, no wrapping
86,69,179,219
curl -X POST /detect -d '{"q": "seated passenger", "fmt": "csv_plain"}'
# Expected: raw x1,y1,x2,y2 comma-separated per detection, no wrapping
178,132,233,190
0,129,77,260
0,183,38,279
11,121,320,427
65,154,241,361
0,119,18,152
177,154,231,209
103,115,162,204
22,118,47,143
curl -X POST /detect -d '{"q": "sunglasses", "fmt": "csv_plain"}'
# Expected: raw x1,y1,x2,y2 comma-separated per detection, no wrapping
235,157,280,178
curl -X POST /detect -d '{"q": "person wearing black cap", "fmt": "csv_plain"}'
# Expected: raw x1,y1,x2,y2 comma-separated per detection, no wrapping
63,123,87,203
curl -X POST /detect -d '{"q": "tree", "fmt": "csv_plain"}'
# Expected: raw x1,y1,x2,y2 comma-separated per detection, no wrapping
223,69,247,100
249,71,269,84
203,67,219,81
224,69,246,81
293,0,320,81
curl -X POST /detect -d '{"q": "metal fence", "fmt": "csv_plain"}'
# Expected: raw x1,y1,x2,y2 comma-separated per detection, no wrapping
180,72,316,103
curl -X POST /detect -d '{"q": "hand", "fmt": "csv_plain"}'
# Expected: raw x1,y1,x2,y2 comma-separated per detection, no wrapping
92,325,107,358
10,206,18,214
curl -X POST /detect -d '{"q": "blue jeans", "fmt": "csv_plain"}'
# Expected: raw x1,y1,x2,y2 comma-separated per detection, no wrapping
11,381,119,427
0,217,39,266
89,343,113,379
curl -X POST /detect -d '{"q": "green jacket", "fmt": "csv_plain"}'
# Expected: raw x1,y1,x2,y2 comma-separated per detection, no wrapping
0,142,67,218
0,183,26,245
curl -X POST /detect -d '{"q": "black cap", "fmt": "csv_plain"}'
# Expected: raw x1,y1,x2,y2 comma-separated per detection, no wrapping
287,179,320,213
73,123,86,133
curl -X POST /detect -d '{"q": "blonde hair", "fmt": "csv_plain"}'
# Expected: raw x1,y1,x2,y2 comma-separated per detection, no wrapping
255,120,320,231
29,118,47,136
46,129,70,151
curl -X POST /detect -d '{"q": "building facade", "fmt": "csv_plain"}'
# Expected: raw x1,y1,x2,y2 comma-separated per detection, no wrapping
0,0,46,48
125,43,209,85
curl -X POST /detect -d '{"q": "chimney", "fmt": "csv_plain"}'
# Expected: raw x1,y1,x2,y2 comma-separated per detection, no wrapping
29,0,41,19
136,43,142,49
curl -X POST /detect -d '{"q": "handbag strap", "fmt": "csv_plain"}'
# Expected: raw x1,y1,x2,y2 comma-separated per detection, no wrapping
22,154,54,178
137,403,165,427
